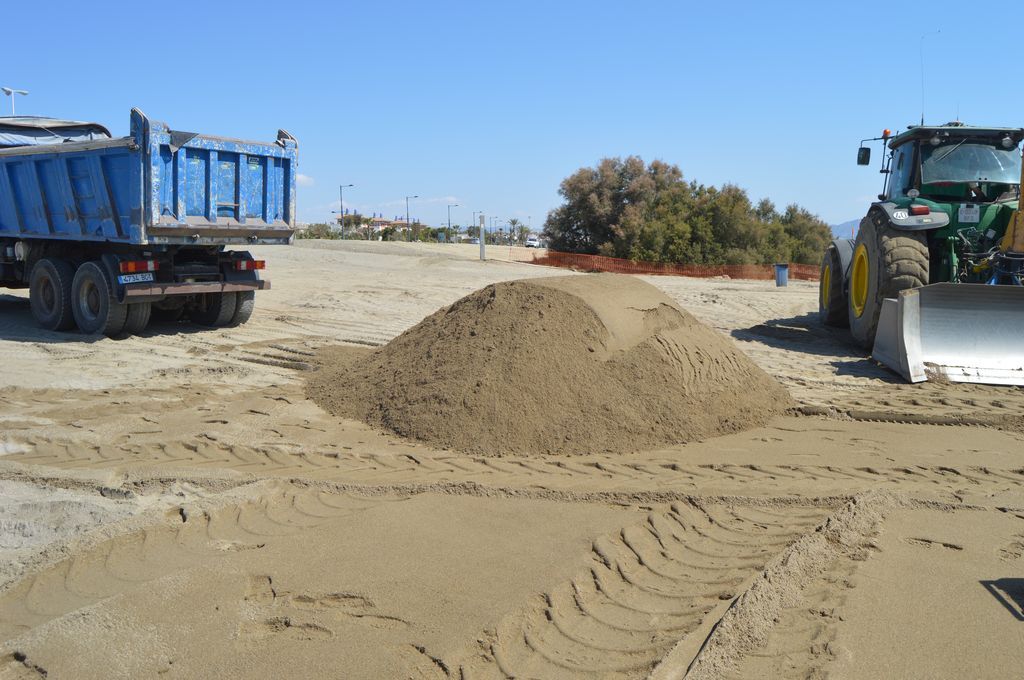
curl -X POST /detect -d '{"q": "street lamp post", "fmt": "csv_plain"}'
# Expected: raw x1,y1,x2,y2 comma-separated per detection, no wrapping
337,184,353,237
447,203,458,243
406,195,418,241
2,88,28,116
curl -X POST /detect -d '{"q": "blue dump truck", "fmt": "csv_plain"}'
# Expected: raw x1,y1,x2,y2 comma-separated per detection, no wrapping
0,108,297,336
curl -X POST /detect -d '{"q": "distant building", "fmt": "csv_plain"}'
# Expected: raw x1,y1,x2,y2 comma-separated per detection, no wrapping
369,216,392,233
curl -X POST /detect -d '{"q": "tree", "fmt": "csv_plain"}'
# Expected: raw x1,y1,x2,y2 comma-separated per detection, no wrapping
508,218,529,245
543,156,831,265
779,204,832,264
543,156,674,254
335,213,375,240
417,227,442,242
297,222,340,240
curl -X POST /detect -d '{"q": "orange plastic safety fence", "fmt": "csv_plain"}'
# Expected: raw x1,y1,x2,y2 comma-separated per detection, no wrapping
526,250,818,281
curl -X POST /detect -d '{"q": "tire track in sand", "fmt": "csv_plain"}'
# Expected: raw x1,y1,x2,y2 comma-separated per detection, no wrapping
6,435,1024,499
677,492,891,680
451,501,831,679
720,557,859,679
0,484,401,642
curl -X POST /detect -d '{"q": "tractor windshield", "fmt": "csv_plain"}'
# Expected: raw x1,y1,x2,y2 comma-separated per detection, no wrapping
920,141,1021,185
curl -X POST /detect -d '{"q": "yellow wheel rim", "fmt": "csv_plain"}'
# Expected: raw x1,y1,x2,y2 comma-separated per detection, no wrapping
851,243,869,318
820,262,832,311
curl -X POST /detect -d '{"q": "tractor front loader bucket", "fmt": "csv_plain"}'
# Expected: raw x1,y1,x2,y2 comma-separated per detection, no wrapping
872,283,1024,385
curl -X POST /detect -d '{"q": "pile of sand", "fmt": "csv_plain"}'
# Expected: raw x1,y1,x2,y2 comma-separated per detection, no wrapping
306,274,793,455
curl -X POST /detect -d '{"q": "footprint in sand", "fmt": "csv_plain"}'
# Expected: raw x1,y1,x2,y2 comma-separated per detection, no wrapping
240,616,334,641
904,537,964,551
238,575,408,641
999,534,1024,561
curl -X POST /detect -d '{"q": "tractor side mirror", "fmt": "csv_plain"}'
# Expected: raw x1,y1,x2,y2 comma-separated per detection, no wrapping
857,147,871,165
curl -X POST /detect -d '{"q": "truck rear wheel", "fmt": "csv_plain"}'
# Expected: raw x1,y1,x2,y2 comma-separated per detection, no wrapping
848,213,929,348
29,258,76,331
71,262,128,336
122,302,152,336
191,292,237,327
227,291,255,326
818,246,847,327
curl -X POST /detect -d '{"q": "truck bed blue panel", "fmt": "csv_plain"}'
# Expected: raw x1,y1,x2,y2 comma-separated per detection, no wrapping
0,109,297,246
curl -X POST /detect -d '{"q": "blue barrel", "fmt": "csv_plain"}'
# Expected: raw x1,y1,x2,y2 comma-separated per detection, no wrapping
774,263,789,287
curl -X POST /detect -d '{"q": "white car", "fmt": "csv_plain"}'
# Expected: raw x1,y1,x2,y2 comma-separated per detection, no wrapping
525,236,540,248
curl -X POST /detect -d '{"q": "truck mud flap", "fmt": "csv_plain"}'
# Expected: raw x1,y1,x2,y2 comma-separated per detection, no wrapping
872,283,1024,385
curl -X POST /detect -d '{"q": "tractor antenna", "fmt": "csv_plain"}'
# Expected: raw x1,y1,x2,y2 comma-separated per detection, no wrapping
920,30,941,125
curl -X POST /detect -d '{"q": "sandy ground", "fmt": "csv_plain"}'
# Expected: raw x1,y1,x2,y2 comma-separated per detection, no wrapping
2,239,1024,679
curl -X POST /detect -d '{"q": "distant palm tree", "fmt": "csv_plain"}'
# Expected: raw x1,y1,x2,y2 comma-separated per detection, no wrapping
508,218,529,245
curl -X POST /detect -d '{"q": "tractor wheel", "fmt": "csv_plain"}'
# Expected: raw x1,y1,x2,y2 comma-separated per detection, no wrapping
29,258,76,331
71,262,128,336
818,246,847,327
191,292,237,327
848,213,929,348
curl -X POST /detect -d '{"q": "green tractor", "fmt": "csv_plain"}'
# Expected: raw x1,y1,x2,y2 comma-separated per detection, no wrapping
820,122,1024,384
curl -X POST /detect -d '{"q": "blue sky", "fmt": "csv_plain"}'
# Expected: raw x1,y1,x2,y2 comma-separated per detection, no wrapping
4,0,1022,228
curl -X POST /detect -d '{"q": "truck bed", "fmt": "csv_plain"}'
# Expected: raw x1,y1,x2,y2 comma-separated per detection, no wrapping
0,109,297,247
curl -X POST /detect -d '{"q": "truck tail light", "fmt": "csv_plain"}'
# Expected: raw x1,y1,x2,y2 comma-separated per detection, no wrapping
234,260,265,271
119,260,160,273
910,205,930,216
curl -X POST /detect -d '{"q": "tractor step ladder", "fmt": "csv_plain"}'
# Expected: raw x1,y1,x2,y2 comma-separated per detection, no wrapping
872,283,1024,385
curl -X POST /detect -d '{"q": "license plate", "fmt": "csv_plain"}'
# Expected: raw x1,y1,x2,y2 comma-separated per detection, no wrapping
118,273,154,284
958,204,980,223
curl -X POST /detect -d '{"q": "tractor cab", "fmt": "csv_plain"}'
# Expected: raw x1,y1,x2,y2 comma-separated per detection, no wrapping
855,124,1024,285
863,124,1023,205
